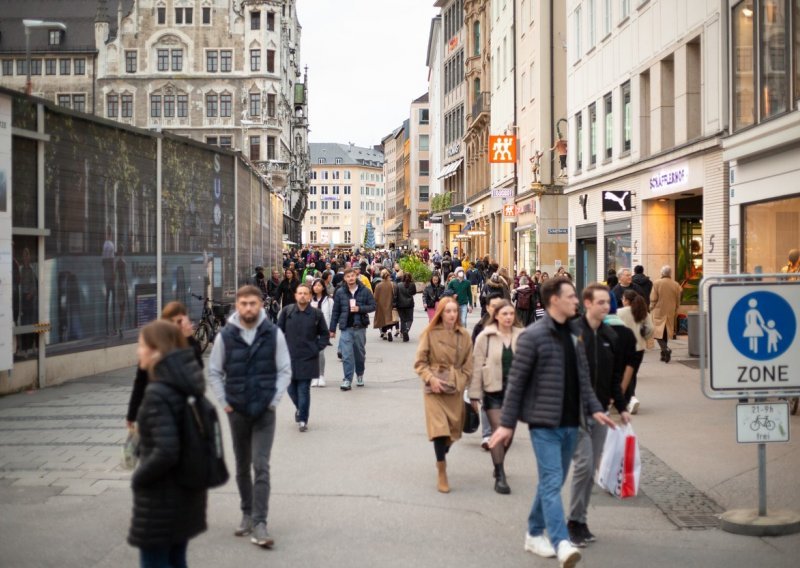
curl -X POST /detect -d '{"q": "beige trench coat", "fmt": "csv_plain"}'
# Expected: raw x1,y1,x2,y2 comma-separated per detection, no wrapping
468,324,524,400
414,325,474,442
649,277,682,339
373,280,396,329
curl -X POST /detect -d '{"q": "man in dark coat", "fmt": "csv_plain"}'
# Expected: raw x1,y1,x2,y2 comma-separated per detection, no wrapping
631,265,653,306
611,268,644,306
277,284,330,432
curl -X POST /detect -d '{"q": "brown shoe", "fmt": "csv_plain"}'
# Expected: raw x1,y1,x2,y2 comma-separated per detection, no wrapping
436,461,450,493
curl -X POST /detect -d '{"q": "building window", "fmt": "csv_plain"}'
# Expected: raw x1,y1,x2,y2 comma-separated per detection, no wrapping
251,11,261,30
125,51,137,73
743,195,800,274
206,50,218,72
604,0,612,36
164,95,175,117
589,103,597,166
177,94,188,117
420,185,430,201
622,81,631,152
344,201,351,209
220,93,232,117
588,0,596,49
344,171,351,180
267,12,276,30
1,60,12,76
576,112,583,171
267,136,277,160
419,108,429,124
419,134,429,150
30,59,42,76
71,94,85,113
121,94,133,118
250,136,260,161
473,21,481,55
206,93,218,117
319,158,326,164
151,95,161,118
321,186,329,194
157,6,166,24
206,136,219,146
332,185,340,194
574,5,582,62
250,49,261,71
157,49,169,71
420,160,430,176
266,93,276,116
44,59,56,75
604,93,613,159
266,50,276,73
759,0,789,120
606,232,632,275
175,7,193,24
57,94,71,108
220,50,232,72
344,231,352,244
249,93,260,116
171,49,183,71
621,0,630,20
202,6,212,24
74,58,85,75
49,30,62,46
344,185,351,194
59,58,70,75
107,95,118,118
309,186,317,194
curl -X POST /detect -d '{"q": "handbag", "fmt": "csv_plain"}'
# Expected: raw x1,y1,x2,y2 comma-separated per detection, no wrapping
463,401,480,434
391,308,400,324
596,424,640,499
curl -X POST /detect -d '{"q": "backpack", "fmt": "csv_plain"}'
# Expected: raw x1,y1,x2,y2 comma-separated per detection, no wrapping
175,392,229,489
516,288,532,310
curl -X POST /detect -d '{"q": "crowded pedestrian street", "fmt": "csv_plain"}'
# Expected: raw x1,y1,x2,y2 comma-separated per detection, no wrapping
0,303,797,567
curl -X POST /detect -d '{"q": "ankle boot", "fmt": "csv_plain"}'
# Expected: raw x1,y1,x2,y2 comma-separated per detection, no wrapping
494,463,510,494
436,461,450,493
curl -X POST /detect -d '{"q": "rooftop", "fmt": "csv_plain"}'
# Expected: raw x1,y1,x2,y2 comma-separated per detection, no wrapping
310,143,384,168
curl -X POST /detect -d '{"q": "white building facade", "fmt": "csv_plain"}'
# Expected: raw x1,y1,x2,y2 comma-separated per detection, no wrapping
427,15,445,251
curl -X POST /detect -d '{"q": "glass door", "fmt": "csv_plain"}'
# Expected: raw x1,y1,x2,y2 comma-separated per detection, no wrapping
676,217,703,304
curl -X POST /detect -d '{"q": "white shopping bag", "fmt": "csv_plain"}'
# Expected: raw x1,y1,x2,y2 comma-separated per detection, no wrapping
596,424,640,499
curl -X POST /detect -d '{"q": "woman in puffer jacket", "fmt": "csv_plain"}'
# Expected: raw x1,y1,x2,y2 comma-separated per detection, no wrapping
128,320,207,567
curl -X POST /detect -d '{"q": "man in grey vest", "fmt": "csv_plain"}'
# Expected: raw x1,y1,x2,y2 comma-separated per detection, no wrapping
208,285,291,549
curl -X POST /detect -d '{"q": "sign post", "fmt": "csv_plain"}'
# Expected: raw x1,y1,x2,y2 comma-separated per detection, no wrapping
700,274,800,536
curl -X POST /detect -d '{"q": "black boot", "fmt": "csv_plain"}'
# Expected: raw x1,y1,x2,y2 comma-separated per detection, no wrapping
494,463,510,494
403,332,410,342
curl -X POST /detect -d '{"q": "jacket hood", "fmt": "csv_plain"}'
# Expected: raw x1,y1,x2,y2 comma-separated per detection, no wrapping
153,349,205,397
227,308,266,331
485,278,506,289
632,274,651,285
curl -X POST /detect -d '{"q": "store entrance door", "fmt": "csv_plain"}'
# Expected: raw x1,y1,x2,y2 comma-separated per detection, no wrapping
576,238,597,294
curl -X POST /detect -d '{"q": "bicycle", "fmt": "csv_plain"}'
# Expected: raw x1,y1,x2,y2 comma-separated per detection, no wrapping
750,415,776,432
192,294,231,353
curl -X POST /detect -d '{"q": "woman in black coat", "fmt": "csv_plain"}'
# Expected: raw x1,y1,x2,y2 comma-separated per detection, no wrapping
129,320,207,567
423,273,444,321
274,268,299,308
394,273,418,342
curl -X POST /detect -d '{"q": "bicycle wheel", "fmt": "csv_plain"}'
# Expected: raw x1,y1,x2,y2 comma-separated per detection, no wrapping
791,398,799,416
766,419,775,431
194,322,211,353
750,419,760,431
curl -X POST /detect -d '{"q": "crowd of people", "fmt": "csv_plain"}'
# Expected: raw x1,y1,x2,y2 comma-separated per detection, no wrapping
124,244,687,568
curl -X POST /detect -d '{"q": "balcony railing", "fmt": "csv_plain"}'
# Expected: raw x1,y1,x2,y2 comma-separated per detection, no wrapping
471,91,490,123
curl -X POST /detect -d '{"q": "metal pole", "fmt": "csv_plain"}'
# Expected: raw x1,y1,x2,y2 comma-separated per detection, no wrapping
758,443,767,516
25,27,32,95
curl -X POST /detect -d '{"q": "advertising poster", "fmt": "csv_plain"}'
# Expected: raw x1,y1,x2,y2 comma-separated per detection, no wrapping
0,94,12,370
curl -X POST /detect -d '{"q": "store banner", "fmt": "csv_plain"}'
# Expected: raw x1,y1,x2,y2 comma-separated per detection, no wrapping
602,191,632,212
0,95,12,371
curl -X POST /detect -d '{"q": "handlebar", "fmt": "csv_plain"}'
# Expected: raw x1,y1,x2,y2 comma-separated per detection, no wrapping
192,294,226,305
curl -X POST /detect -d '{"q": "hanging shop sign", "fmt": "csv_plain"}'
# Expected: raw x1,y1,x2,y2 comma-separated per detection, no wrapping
489,136,517,163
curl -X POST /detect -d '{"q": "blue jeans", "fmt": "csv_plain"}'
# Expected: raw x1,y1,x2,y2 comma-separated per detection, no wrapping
139,541,188,568
458,304,469,327
528,427,579,547
339,327,366,381
288,379,311,422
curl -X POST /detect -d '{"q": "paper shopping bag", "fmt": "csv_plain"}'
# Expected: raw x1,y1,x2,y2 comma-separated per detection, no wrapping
597,424,640,499
620,425,640,498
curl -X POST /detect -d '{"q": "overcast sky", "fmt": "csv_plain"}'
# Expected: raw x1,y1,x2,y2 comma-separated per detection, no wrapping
297,0,438,148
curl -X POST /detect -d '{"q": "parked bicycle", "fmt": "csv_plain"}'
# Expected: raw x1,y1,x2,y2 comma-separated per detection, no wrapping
192,294,231,353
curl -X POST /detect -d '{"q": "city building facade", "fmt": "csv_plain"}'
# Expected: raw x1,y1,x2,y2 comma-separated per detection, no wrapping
409,93,432,249
724,1,800,276
0,0,309,243
565,0,729,309
305,143,385,249
426,15,445,252
382,126,402,246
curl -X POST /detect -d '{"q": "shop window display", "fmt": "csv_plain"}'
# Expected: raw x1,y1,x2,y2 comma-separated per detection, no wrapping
605,233,631,275
743,195,800,274
676,217,703,303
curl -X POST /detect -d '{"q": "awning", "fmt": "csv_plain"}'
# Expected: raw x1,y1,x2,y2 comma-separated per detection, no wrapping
436,158,464,180
386,221,403,233
514,224,535,233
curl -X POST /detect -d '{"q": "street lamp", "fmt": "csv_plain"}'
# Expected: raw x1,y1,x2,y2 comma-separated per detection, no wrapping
23,19,67,95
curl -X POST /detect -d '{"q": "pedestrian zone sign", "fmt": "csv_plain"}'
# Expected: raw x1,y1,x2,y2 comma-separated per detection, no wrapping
708,282,800,393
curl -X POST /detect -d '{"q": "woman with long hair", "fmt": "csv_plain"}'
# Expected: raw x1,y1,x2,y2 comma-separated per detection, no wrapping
469,300,524,494
126,301,203,430
617,289,654,414
310,278,333,388
275,268,299,308
394,272,418,342
423,272,444,321
128,320,207,567
414,297,473,493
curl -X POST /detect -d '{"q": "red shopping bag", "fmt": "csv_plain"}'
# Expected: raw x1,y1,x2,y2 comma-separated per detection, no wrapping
597,424,640,499
620,429,640,498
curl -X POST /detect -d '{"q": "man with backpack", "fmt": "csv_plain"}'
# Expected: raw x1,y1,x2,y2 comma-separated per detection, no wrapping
207,285,292,549
277,284,330,432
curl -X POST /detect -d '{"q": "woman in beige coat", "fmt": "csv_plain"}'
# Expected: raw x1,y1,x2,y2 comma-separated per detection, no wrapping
469,300,523,494
414,297,473,493
373,270,397,340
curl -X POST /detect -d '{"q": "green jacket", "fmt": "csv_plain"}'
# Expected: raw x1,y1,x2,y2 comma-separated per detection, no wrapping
448,279,472,306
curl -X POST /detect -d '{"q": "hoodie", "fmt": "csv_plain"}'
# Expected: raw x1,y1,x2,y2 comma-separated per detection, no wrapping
207,309,292,409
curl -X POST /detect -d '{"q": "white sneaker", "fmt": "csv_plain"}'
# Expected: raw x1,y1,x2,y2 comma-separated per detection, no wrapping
317,376,326,388
524,533,556,558
557,540,582,567
627,396,640,415
311,379,319,387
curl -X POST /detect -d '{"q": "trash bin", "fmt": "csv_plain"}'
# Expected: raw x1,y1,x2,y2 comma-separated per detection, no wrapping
687,312,701,357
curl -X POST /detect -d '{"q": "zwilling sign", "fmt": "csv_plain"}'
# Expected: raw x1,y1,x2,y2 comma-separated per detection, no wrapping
489,136,517,163
602,191,632,212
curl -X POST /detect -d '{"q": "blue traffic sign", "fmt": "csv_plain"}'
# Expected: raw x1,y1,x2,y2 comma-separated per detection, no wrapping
727,291,796,361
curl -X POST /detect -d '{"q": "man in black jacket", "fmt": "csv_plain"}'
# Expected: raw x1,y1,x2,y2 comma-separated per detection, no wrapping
278,284,330,432
611,267,645,306
631,265,653,305
490,277,616,567
330,268,376,390
567,284,631,547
